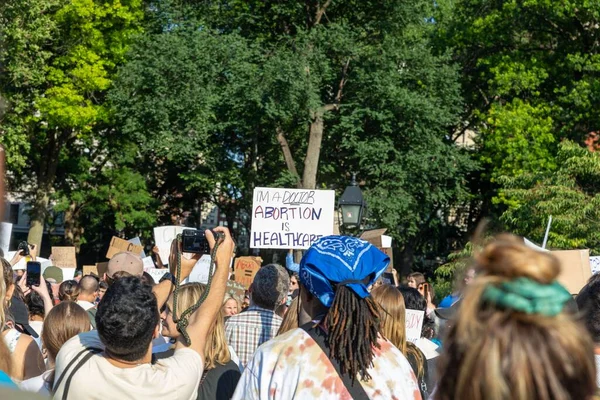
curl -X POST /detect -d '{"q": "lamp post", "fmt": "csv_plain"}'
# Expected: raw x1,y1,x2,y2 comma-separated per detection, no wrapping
339,173,366,229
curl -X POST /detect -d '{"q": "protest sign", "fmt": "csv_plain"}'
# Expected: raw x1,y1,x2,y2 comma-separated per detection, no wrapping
553,249,591,294
11,254,50,271
61,268,76,281
153,226,185,264
51,247,77,268
83,265,98,276
234,256,262,289
142,256,155,270
405,309,425,344
145,268,169,284
591,256,600,275
251,187,335,249
188,255,213,284
0,222,12,255
226,281,246,303
96,262,109,278
106,237,144,260
128,237,146,258
360,229,394,271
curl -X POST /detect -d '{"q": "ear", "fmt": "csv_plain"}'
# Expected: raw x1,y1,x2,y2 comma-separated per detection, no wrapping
5,283,14,302
153,324,160,340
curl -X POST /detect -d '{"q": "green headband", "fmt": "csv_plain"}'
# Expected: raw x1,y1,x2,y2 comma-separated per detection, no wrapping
482,277,571,317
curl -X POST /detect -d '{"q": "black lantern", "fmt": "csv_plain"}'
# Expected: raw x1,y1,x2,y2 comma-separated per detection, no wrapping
339,174,366,228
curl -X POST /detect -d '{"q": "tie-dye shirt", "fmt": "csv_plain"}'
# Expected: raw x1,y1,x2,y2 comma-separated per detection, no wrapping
232,327,422,400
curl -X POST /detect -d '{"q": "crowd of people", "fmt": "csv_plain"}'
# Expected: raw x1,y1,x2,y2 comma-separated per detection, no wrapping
0,228,599,399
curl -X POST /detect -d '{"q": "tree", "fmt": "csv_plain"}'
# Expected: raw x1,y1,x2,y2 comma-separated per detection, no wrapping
499,141,600,254
0,0,145,249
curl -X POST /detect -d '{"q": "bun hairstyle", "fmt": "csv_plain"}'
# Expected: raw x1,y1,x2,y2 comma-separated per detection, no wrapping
435,234,596,400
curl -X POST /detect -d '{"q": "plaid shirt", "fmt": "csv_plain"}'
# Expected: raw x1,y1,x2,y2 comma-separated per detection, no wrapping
225,305,283,367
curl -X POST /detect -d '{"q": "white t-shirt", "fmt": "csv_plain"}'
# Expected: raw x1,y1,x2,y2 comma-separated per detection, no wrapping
53,331,203,400
232,328,421,400
20,369,52,396
76,300,96,311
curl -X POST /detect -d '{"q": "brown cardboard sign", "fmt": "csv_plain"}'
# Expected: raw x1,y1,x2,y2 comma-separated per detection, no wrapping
360,229,394,271
552,249,591,295
234,257,262,289
106,236,144,260
226,281,247,303
51,247,77,268
96,262,109,279
83,265,98,277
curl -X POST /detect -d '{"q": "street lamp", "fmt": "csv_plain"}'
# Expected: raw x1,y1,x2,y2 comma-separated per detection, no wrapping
339,173,366,228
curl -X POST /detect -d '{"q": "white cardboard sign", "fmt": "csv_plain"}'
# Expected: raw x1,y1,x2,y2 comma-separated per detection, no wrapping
128,237,146,258
145,268,168,284
250,187,335,249
153,226,185,265
405,309,425,344
142,256,155,270
591,256,600,275
187,255,213,284
0,222,12,256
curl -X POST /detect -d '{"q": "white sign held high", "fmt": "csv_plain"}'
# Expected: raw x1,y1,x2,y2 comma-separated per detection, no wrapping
250,187,335,249
405,309,425,344
0,222,12,256
187,255,213,284
153,226,185,265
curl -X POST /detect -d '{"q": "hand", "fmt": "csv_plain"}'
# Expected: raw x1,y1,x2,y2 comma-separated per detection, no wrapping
29,244,37,261
31,276,51,301
168,238,201,281
18,272,31,297
207,227,235,266
152,246,160,255
10,250,24,266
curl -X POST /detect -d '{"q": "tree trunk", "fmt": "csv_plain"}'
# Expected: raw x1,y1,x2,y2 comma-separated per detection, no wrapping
63,202,84,252
302,112,325,190
398,238,417,276
27,187,50,251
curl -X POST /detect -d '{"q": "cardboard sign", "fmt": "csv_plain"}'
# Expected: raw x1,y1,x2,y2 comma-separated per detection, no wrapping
405,309,425,343
234,256,262,289
153,226,185,264
10,254,51,271
61,267,76,281
360,229,394,271
590,256,600,275
51,247,77,268
128,237,146,258
0,222,12,256
553,249,591,294
188,255,213,284
251,187,335,249
145,268,169,284
83,265,98,276
142,256,155,270
106,237,144,260
96,262,109,278
226,281,246,303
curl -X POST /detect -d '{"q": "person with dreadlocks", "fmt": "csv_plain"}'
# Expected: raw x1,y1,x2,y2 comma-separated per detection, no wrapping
232,235,421,400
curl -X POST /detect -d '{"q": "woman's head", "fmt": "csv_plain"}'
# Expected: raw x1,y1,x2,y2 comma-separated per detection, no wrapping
407,272,425,289
435,234,596,400
162,283,230,369
42,301,91,362
371,284,406,353
222,294,240,317
59,280,80,302
289,273,299,294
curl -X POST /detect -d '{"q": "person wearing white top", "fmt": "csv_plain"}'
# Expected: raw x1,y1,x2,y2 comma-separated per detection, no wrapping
76,276,99,311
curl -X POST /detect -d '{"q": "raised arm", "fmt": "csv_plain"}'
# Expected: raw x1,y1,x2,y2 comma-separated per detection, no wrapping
175,227,234,357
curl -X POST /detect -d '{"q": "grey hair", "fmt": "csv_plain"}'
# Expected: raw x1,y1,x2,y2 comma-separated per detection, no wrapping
251,264,290,310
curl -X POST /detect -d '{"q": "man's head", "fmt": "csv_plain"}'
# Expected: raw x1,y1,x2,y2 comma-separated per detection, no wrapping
77,275,99,303
298,236,390,381
577,274,600,345
96,276,159,362
105,252,143,283
250,264,289,310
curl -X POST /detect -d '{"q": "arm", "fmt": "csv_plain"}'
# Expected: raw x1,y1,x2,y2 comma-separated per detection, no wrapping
175,227,234,357
153,246,165,269
286,250,299,272
31,275,53,315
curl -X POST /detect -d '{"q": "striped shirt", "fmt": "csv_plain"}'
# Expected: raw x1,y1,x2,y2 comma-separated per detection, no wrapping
225,305,282,368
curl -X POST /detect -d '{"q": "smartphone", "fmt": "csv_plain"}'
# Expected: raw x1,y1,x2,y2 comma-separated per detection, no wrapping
381,272,394,285
26,261,41,287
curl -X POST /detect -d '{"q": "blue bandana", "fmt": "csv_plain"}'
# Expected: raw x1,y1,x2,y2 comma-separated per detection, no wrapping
299,235,390,307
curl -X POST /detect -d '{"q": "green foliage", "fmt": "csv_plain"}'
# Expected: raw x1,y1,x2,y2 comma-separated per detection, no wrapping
500,141,600,254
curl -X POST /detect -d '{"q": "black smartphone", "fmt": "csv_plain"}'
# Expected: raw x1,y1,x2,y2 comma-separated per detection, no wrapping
381,272,394,285
182,229,210,254
26,261,41,287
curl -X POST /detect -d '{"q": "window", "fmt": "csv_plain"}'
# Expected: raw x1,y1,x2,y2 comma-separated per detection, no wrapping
9,204,19,224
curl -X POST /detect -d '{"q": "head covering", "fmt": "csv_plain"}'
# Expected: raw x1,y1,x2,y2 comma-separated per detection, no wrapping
435,298,462,320
107,252,143,278
8,296,38,338
43,266,64,284
299,235,390,308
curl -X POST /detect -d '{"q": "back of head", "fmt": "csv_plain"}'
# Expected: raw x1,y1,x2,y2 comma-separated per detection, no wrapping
59,280,80,302
173,283,230,368
371,284,406,353
42,301,91,361
107,252,143,280
251,264,289,310
398,286,427,312
576,274,600,344
96,276,158,362
78,275,99,297
25,283,52,319
435,234,596,400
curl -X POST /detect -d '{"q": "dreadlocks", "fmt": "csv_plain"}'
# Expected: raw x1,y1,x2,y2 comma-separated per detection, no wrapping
325,285,381,382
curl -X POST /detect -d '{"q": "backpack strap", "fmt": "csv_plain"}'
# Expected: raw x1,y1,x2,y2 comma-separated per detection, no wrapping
300,322,369,400
53,347,102,399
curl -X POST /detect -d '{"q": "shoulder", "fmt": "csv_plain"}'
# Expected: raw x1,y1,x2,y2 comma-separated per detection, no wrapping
55,331,103,371
245,328,312,369
157,348,203,371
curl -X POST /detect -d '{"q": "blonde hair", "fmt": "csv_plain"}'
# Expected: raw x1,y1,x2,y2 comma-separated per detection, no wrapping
0,257,10,328
435,234,596,400
277,296,299,335
371,284,425,378
43,301,92,390
222,293,241,313
173,283,230,369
